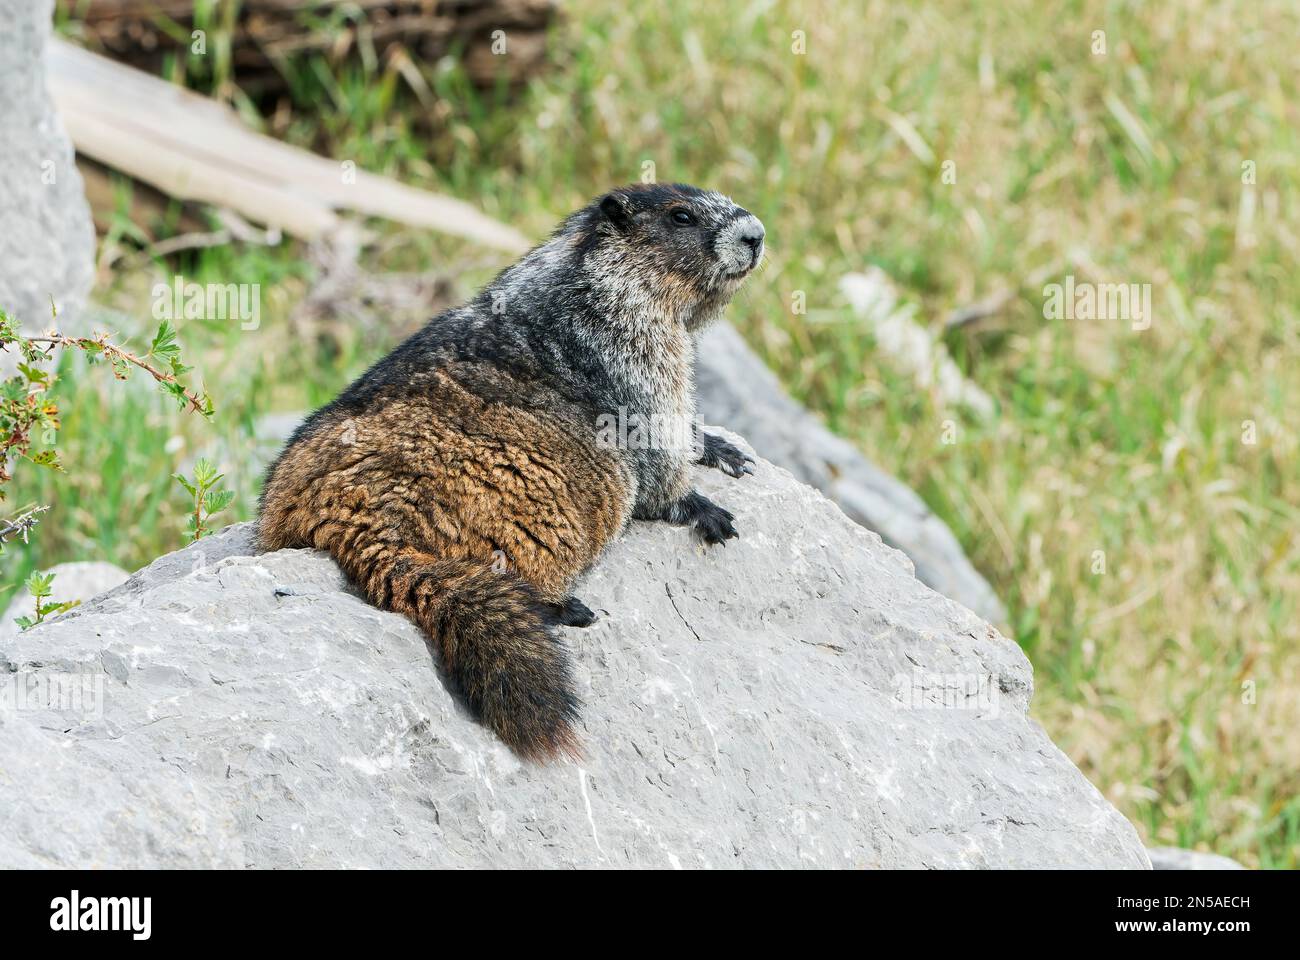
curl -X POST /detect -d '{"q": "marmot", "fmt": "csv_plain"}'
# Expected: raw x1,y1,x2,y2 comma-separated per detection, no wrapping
258,183,765,760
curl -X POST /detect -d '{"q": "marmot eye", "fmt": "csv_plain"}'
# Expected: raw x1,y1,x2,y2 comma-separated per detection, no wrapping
670,209,695,226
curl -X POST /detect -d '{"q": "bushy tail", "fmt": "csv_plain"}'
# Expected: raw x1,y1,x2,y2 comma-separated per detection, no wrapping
339,543,582,762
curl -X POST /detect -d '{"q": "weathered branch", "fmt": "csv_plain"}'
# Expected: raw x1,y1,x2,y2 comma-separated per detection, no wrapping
22,332,209,415
0,506,51,545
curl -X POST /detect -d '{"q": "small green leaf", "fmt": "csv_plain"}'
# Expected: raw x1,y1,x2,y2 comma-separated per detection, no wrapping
150,319,181,363
205,489,235,514
193,458,217,487
24,571,54,597
163,380,190,410
16,362,48,385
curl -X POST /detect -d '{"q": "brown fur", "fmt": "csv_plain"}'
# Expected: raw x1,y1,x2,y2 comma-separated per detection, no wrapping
259,362,628,760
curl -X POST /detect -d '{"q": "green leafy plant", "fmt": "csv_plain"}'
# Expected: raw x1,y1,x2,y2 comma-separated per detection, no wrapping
0,308,212,517
1,304,215,628
11,569,79,631
173,458,235,541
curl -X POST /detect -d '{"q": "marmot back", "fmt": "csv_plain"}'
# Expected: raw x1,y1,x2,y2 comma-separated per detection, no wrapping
259,183,766,760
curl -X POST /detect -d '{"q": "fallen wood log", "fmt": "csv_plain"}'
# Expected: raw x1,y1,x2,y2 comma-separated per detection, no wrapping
47,39,531,251
57,0,558,94
78,157,208,241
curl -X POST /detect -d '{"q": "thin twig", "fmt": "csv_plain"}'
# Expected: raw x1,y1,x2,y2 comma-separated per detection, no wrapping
20,331,208,415
944,262,1066,331
0,505,51,545
945,288,1016,330
118,229,233,269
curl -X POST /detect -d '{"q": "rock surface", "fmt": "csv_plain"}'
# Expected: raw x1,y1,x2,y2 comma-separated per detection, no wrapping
0,712,244,869
696,323,1006,624
0,0,96,331
0,432,1146,868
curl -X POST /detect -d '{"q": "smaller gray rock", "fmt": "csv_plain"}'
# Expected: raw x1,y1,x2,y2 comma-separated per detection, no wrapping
1,561,129,641
1147,846,1246,870
696,322,1006,623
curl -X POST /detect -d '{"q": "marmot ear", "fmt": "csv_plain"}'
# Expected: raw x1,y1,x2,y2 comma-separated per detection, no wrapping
599,192,633,229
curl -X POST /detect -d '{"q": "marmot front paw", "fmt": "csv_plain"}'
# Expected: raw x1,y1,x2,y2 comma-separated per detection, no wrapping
697,432,755,478
694,502,738,545
670,490,739,546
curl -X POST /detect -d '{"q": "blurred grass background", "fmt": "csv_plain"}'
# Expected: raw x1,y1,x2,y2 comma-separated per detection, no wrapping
11,0,1297,865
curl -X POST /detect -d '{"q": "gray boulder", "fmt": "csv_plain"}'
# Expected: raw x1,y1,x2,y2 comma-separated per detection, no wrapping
697,323,1005,624
0,431,1146,868
1147,847,1245,870
0,0,96,331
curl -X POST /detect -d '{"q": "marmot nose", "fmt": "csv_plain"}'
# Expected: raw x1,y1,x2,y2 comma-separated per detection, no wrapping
737,218,765,253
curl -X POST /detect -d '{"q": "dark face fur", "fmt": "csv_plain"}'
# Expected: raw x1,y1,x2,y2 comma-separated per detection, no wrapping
570,183,766,331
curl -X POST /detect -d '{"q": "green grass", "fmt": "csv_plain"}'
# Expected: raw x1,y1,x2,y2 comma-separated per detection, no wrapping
18,0,1300,866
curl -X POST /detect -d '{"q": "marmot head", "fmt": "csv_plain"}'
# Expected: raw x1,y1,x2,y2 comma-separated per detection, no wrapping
568,183,766,331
